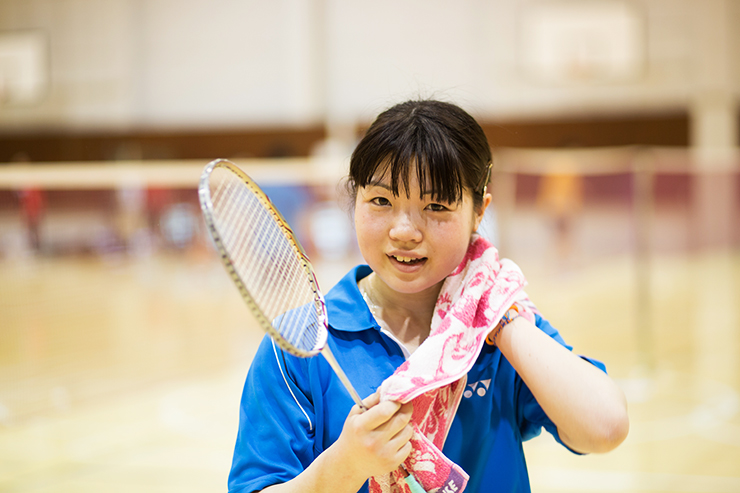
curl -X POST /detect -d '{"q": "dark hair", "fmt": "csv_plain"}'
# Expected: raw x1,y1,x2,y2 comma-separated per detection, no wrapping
348,99,492,210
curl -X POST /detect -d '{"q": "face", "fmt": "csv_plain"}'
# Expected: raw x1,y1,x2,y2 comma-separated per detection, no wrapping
354,169,491,297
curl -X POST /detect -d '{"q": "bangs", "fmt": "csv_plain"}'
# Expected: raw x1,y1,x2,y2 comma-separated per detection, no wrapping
349,99,492,208
352,119,465,204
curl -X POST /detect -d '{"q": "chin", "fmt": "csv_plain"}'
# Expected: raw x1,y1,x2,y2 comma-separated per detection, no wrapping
387,277,445,296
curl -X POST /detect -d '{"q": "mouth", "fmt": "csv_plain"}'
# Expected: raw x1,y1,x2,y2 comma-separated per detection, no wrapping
389,254,427,265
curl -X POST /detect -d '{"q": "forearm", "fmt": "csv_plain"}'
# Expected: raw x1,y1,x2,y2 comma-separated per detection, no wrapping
262,444,367,493
496,317,629,453
262,395,413,493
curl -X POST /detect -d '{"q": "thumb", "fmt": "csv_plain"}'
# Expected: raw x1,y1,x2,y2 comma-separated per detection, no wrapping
349,390,381,416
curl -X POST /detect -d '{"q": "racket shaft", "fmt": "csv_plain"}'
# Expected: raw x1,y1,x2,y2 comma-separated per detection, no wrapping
320,345,367,410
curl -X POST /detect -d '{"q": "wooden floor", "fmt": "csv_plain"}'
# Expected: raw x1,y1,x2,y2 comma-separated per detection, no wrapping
1,208,739,492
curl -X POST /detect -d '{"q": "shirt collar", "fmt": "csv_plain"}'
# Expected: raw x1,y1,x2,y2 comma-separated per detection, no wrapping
325,265,379,333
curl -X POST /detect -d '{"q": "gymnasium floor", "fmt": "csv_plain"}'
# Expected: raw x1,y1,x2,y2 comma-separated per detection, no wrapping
1,193,739,492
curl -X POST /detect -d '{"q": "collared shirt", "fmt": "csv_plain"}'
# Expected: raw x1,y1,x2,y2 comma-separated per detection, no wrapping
228,265,606,493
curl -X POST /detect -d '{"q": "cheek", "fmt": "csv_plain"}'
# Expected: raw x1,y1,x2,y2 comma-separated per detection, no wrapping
354,209,384,246
435,214,477,241
432,221,474,259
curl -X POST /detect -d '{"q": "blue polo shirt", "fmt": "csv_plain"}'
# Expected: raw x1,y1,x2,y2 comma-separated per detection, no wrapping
228,265,606,493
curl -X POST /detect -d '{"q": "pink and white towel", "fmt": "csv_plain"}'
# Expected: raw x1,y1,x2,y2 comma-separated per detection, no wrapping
368,235,536,493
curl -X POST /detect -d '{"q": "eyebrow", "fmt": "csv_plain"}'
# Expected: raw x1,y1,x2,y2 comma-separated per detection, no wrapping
367,180,437,197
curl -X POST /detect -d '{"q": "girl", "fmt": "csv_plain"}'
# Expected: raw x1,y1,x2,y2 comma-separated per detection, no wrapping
228,99,629,493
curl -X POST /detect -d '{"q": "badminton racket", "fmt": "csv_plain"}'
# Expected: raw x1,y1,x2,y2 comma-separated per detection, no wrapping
199,159,426,492
198,158,365,408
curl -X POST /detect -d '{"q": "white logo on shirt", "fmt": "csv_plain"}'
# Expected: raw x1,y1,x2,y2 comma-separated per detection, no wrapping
463,379,491,398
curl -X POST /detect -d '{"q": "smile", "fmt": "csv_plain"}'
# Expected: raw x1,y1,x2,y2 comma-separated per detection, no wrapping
391,255,426,265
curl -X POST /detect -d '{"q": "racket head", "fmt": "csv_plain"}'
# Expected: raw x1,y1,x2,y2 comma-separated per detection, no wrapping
198,159,328,358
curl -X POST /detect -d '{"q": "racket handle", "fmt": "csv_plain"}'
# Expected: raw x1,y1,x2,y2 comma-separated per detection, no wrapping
404,474,427,493
320,345,368,411
400,465,428,493
320,346,425,491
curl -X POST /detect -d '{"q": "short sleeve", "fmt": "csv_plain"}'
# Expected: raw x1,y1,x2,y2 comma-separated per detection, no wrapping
228,335,318,493
515,314,607,453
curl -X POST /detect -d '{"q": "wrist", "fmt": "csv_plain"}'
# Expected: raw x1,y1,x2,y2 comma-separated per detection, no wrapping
486,305,520,347
318,442,369,491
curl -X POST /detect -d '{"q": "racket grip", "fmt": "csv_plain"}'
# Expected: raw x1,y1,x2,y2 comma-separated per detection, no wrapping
400,465,427,493
404,474,427,493
320,345,367,410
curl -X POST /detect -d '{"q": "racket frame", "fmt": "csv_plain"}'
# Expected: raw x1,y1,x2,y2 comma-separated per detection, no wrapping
198,159,365,408
199,158,327,358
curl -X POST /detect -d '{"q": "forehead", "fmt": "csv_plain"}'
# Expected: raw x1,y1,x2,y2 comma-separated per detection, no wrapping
368,165,434,195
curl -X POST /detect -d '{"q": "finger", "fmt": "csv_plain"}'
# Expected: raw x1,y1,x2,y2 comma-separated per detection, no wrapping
348,391,380,418
359,400,402,429
362,391,381,409
398,401,413,418
391,416,415,444
389,427,414,463
397,440,413,462
377,402,413,438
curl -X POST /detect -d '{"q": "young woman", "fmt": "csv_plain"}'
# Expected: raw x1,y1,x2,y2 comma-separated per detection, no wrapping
228,99,629,493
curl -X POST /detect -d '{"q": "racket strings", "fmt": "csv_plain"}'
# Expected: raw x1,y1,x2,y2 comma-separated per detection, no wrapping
208,168,323,353
215,173,302,311
219,178,280,305
219,177,278,300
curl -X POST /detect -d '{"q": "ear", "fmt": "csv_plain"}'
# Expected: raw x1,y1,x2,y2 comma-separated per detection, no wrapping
473,193,492,232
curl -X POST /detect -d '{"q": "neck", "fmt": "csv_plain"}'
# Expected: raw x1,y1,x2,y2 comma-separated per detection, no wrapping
359,273,442,352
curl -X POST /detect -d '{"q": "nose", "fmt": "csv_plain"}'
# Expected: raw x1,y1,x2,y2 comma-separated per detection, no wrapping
389,210,422,243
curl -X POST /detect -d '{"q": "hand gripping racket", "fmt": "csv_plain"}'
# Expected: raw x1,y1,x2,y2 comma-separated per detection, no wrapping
199,159,426,493
198,158,365,408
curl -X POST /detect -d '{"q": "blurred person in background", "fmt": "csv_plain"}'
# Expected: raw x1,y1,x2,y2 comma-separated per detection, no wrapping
536,156,584,268
18,187,46,252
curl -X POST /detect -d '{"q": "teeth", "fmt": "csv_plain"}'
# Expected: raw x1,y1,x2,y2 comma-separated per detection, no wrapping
395,256,415,263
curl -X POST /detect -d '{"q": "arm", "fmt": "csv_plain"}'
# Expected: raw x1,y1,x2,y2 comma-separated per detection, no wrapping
229,336,414,493
263,392,414,493
495,316,629,453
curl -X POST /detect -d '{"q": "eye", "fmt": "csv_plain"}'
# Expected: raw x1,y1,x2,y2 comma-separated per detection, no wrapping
426,202,450,212
371,197,391,206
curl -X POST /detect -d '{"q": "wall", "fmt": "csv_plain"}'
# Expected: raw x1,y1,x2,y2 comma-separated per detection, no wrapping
0,0,737,149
